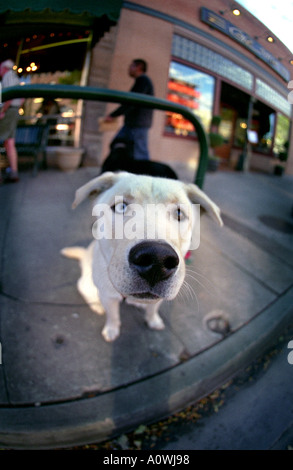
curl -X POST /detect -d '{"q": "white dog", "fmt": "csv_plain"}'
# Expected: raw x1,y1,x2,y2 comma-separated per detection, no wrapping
61,172,223,342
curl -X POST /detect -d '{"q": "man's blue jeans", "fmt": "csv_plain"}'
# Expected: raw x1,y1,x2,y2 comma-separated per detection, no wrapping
114,126,150,160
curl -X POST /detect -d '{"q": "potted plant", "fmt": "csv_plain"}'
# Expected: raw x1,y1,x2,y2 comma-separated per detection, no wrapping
207,154,221,172
274,142,288,176
54,71,84,171
274,142,289,176
55,145,84,172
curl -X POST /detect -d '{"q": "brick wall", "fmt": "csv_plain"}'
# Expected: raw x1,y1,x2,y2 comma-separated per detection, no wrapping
81,26,118,166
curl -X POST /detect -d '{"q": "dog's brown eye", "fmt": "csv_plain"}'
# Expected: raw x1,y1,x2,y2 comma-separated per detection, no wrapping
112,202,128,214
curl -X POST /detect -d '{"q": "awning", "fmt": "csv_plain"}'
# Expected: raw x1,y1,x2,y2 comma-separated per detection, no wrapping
0,0,123,22
0,0,123,72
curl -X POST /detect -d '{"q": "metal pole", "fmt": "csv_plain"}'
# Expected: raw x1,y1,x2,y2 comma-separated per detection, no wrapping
2,84,209,187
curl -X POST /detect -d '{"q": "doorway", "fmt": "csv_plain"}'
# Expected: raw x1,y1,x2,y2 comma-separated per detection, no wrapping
217,105,237,160
217,82,250,161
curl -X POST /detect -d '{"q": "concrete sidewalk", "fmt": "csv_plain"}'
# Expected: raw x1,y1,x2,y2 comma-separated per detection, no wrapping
0,166,292,449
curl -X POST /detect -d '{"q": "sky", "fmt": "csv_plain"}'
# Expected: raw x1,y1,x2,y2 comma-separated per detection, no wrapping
237,0,293,53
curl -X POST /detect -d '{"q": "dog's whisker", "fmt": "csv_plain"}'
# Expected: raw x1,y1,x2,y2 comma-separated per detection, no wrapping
185,281,200,313
178,280,200,313
176,282,190,302
185,266,214,286
183,280,196,299
185,268,215,296
185,273,214,297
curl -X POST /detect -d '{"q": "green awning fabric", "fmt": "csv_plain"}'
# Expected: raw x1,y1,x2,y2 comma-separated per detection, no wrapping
0,0,123,22
0,0,123,72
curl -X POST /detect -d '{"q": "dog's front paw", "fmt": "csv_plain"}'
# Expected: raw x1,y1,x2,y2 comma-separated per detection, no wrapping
102,324,120,342
146,313,165,331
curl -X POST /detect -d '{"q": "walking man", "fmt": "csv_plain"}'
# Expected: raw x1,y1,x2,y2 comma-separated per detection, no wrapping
106,59,154,160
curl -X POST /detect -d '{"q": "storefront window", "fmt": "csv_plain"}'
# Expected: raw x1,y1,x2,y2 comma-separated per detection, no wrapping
233,101,276,154
255,111,275,153
251,102,275,154
234,118,248,148
172,35,253,91
165,61,215,137
274,114,290,156
21,70,82,147
3,28,90,147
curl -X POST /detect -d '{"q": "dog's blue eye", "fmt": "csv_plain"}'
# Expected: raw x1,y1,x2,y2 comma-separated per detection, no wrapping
112,202,127,214
175,207,186,221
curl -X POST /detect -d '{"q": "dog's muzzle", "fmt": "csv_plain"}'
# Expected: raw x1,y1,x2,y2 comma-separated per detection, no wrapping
128,241,179,287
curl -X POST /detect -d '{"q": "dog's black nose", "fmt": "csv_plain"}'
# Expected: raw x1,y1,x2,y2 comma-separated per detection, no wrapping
129,241,179,286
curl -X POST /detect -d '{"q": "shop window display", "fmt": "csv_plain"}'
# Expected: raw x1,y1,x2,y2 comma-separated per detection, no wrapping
20,70,82,147
165,61,215,137
1,29,89,148
274,114,290,156
234,110,275,154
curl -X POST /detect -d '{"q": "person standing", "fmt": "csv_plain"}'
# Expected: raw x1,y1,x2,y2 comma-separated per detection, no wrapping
0,59,24,183
105,59,154,160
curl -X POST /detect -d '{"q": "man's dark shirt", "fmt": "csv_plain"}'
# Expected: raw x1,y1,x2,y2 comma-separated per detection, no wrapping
110,74,154,128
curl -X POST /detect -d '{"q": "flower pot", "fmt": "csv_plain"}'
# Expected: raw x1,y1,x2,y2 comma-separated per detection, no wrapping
207,158,220,172
274,165,284,176
56,147,84,172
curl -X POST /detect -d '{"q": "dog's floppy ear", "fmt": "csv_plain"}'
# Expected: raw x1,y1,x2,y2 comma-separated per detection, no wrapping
72,171,119,209
184,182,223,226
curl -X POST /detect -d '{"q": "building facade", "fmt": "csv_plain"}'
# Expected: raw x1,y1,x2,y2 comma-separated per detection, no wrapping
1,0,293,175
96,0,292,175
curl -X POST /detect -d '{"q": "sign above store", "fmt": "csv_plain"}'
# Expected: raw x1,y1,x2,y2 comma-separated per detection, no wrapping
200,7,290,82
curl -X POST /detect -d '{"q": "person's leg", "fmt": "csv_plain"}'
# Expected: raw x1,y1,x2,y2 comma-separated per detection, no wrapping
4,138,19,181
112,125,127,142
111,125,134,158
4,138,18,174
0,108,19,182
131,128,150,160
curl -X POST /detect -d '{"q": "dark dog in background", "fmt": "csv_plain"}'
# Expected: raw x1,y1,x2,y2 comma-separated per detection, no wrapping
101,138,178,180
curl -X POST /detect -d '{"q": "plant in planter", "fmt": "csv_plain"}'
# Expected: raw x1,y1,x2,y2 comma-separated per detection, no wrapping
207,154,221,172
54,70,84,172
274,141,288,176
55,146,84,172
207,115,224,171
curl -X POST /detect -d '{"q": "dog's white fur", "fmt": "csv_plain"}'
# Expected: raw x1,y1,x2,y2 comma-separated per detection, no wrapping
61,172,223,342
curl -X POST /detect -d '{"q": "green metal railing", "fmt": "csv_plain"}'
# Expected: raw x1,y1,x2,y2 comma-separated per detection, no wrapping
2,84,208,187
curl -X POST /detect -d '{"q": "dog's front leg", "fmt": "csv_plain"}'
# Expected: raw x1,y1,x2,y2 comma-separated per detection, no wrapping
144,300,165,331
101,298,121,342
77,277,105,315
